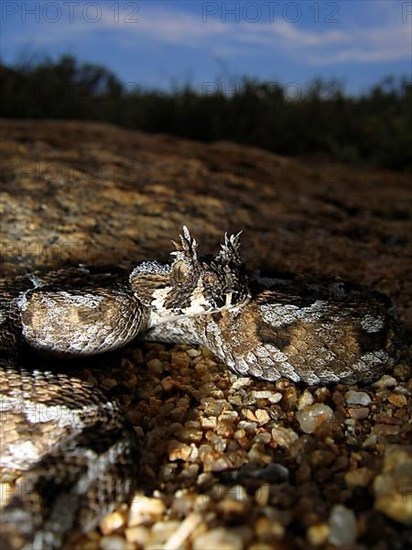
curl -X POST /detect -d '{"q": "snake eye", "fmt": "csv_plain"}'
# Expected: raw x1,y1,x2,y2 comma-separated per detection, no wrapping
173,260,190,282
203,272,217,286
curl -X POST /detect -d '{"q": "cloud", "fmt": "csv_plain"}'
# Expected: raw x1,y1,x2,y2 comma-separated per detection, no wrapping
306,23,411,64
261,20,349,47
101,6,412,65
5,4,411,66
98,9,225,46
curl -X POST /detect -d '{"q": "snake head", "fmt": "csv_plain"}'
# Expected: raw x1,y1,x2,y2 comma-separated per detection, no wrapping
129,226,250,322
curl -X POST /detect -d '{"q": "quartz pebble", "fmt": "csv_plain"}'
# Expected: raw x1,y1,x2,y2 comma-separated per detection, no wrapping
298,389,315,409
99,511,125,535
328,504,357,546
200,416,217,429
230,377,252,390
345,390,371,406
250,389,282,402
168,440,194,461
373,375,397,389
255,409,271,425
128,495,166,526
296,404,334,434
271,425,299,448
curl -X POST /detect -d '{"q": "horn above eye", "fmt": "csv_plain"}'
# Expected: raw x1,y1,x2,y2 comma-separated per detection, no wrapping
214,230,243,266
170,226,199,263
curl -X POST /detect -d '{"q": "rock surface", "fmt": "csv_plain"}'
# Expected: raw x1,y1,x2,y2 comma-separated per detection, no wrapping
1,120,411,548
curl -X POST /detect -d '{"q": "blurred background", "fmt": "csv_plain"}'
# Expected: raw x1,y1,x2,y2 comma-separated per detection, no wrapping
1,0,411,169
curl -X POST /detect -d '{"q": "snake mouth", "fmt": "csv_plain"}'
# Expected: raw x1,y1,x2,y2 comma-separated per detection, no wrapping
147,286,252,329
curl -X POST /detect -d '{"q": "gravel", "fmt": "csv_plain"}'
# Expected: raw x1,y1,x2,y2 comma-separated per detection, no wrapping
61,342,412,549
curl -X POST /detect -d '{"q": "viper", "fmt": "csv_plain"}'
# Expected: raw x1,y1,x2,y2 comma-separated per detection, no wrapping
0,227,398,548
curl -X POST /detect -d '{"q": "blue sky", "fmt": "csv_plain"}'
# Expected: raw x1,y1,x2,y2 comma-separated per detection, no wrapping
1,0,411,95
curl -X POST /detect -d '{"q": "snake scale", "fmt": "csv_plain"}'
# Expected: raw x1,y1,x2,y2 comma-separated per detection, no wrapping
0,227,398,548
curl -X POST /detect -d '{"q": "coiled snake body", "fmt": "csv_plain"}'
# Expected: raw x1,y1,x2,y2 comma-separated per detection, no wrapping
0,228,398,548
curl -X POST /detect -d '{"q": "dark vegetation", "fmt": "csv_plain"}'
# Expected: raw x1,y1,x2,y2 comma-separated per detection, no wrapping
1,55,411,169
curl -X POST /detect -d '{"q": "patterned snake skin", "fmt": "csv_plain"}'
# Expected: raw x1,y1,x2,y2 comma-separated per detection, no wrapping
0,227,398,548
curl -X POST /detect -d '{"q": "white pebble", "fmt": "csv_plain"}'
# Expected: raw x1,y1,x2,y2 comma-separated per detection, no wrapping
250,390,282,403
100,511,125,535
372,374,397,388
128,495,165,526
298,390,315,410
231,377,253,390
271,426,299,448
296,404,334,434
328,505,357,546
345,390,371,406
